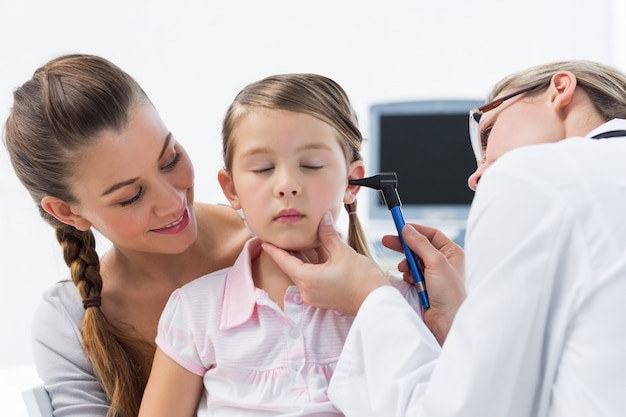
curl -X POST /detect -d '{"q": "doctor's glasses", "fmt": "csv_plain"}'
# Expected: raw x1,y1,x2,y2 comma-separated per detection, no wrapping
469,85,539,165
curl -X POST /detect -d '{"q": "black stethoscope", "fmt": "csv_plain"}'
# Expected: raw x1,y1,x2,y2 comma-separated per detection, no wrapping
592,130,626,139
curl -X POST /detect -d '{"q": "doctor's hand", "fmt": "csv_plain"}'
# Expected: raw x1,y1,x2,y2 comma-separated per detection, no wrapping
262,212,390,316
382,223,466,345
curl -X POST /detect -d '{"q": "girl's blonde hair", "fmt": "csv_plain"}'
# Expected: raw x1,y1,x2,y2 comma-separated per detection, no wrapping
4,54,153,417
222,73,372,258
488,60,626,120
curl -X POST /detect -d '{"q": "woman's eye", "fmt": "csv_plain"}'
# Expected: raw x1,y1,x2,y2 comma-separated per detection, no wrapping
162,151,182,170
120,187,144,207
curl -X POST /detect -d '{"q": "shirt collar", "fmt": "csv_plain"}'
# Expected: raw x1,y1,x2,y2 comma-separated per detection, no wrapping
219,237,264,331
586,118,626,139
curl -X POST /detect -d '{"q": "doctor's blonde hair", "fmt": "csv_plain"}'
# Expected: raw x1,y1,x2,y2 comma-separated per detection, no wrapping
488,60,626,120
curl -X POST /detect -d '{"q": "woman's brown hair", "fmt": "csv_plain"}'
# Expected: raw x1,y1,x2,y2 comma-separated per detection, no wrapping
4,54,154,417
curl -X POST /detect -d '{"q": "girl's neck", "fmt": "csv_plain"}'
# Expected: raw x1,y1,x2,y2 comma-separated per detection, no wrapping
252,246,319,310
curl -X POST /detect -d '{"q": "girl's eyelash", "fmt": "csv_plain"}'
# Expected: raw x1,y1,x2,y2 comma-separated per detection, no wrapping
120,186,144,207
252,165,322,173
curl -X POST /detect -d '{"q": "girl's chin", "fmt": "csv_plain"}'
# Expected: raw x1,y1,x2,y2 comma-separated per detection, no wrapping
265,239,319,252
259,235,312,250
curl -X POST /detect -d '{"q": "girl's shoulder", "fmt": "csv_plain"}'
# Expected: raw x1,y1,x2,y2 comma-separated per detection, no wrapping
385,272,424,317
386,272,412,294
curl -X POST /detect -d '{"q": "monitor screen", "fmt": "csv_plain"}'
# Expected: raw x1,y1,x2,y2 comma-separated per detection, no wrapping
367,100,482,229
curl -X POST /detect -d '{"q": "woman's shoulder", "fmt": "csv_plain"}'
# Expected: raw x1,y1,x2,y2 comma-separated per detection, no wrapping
32,280,90,373
33,280,84,341
195,202,251,235
37,280,84,324
32,281,109,415
194,203,252,268
195,202,241,221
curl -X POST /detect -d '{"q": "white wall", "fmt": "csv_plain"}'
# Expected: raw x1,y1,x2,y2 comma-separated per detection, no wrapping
0,0,623,413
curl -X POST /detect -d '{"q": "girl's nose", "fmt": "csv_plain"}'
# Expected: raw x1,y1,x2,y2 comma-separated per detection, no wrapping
275,171,302,197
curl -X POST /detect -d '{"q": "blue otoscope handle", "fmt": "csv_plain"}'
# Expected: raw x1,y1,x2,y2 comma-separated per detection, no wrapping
390,206,430,309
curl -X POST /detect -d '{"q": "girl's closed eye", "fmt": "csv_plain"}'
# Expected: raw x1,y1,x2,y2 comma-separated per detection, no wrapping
300,155,326,170
301,163,323,170
252,165,274,174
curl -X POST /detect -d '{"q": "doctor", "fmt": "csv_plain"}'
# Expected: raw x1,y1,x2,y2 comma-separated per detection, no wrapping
262,60,626,416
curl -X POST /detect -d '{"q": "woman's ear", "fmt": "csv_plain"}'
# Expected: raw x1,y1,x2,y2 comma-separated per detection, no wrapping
40,196,92,231
549,71,577,112
344,160,366,204
217,169,241,210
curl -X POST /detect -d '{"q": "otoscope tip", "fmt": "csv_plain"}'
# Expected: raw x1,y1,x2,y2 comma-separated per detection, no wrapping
349,172,398,190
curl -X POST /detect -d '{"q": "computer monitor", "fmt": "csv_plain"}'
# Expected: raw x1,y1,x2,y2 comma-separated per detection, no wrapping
367,99,482,233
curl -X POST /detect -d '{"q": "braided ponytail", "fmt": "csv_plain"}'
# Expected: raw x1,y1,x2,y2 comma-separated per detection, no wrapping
56,223,153,417
4,54,155,417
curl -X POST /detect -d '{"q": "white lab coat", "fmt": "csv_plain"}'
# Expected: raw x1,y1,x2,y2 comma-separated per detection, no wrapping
329,119,626,416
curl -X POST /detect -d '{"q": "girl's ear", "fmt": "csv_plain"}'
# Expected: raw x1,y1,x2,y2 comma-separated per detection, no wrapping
217,169,242,210
343,160,366,204
40,196,92,231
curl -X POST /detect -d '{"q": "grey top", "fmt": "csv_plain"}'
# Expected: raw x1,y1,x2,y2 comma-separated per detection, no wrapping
32,281,108,417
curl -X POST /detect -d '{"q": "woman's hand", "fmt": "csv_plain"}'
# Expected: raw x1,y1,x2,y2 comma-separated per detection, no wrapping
383,224,466,344
262,212,390,315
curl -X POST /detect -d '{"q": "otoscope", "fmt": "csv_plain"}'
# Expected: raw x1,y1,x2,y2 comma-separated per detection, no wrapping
349,172,430,309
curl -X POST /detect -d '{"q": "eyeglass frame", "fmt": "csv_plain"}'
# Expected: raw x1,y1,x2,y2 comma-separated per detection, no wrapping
469,84,542,165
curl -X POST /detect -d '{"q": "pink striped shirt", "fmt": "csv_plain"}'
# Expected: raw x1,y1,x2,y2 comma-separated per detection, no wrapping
156,237,420,416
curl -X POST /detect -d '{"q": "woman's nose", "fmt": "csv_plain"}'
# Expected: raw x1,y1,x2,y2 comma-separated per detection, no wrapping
153,179,185,216
467,164,485,191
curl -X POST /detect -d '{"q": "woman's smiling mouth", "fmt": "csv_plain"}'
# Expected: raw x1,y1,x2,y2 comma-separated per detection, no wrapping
152,208,190,234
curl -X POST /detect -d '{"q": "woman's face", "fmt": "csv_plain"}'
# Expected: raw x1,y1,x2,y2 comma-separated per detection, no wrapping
467,88,567,190
67,104,198,255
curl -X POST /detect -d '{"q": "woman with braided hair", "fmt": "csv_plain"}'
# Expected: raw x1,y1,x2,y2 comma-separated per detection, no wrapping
3,53,251,417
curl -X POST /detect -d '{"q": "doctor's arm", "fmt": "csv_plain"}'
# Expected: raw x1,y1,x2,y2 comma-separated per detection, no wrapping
330,169,569,416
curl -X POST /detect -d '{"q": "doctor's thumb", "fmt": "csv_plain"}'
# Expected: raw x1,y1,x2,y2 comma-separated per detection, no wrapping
317,212,341,245
317,211,339,234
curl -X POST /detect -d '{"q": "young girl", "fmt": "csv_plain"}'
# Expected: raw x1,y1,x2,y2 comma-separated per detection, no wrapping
138,73,421,416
